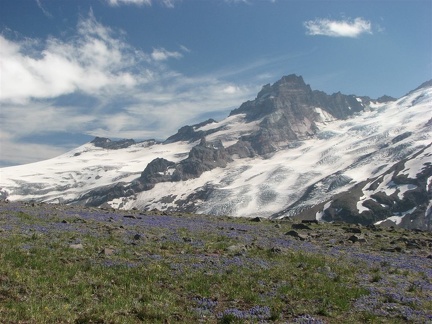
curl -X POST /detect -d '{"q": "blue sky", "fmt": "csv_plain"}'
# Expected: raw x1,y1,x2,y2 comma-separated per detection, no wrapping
0,0,431,166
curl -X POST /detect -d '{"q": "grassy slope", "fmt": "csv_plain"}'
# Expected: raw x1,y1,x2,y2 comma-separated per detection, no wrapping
0,201,431,323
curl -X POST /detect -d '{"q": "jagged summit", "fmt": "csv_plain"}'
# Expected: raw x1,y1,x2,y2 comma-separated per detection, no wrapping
229,74,313,120
230,74,374,122
257,74,312,98
226,74,390,155
1,75,431,230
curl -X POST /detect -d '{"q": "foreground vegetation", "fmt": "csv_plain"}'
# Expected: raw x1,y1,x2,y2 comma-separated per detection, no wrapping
0,201,431,323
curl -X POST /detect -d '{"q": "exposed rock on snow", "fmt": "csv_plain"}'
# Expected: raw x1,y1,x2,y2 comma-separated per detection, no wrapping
1,74,431,230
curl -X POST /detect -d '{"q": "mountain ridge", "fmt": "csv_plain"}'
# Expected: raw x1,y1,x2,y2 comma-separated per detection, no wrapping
1,74,431,230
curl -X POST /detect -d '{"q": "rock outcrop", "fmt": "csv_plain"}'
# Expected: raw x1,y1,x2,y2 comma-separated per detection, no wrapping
164,119,220,143
226,74,386,155
91,137,136,149
172,138,232,181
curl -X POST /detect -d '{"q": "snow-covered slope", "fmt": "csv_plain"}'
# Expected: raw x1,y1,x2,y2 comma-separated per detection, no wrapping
0,140,194,203
1,75,431,229
126,86,431,223
0,112,257,204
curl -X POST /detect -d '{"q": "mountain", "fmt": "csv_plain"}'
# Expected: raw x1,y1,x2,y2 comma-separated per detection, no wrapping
1,74,431,230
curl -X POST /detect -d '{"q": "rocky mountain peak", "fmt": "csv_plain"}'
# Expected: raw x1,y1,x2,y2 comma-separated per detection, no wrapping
229,74,314,121
273,74,310,92
227,75,330,154
257,74,312,100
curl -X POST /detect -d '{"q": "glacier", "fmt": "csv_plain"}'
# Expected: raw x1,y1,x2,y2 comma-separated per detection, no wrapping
1,75,431,230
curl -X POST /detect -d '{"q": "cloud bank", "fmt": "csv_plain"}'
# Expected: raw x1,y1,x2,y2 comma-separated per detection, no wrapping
0,12,145,104
0,12,255,166
304,17,372,38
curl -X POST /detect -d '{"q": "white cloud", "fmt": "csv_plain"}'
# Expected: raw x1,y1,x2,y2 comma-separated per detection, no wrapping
35,0,53,18
0,12,145,104
122,77,255,139
151,48,182,61
0,13,258,166
160,0,177,8
304,17,372,38
224,0,251,4
107,0,152,6
223,85,239,94
106,0,177,7
179,44,191,53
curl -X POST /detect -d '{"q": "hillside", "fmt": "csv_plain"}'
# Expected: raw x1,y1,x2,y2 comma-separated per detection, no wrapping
1,200,431,323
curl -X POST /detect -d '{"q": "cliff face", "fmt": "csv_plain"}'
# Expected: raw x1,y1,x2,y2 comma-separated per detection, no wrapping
230,75,319,150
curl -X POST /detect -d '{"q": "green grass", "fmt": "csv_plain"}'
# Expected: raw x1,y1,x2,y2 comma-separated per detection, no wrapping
1,205,430,323
0,229,366,323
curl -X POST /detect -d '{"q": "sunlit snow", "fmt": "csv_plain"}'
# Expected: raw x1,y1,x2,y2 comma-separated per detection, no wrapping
0,85,431,219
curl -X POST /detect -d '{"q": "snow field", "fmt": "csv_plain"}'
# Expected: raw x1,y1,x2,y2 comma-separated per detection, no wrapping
0,85,431,220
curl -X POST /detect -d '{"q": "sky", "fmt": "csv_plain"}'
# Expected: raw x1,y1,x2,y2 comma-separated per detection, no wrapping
0,0,431,167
